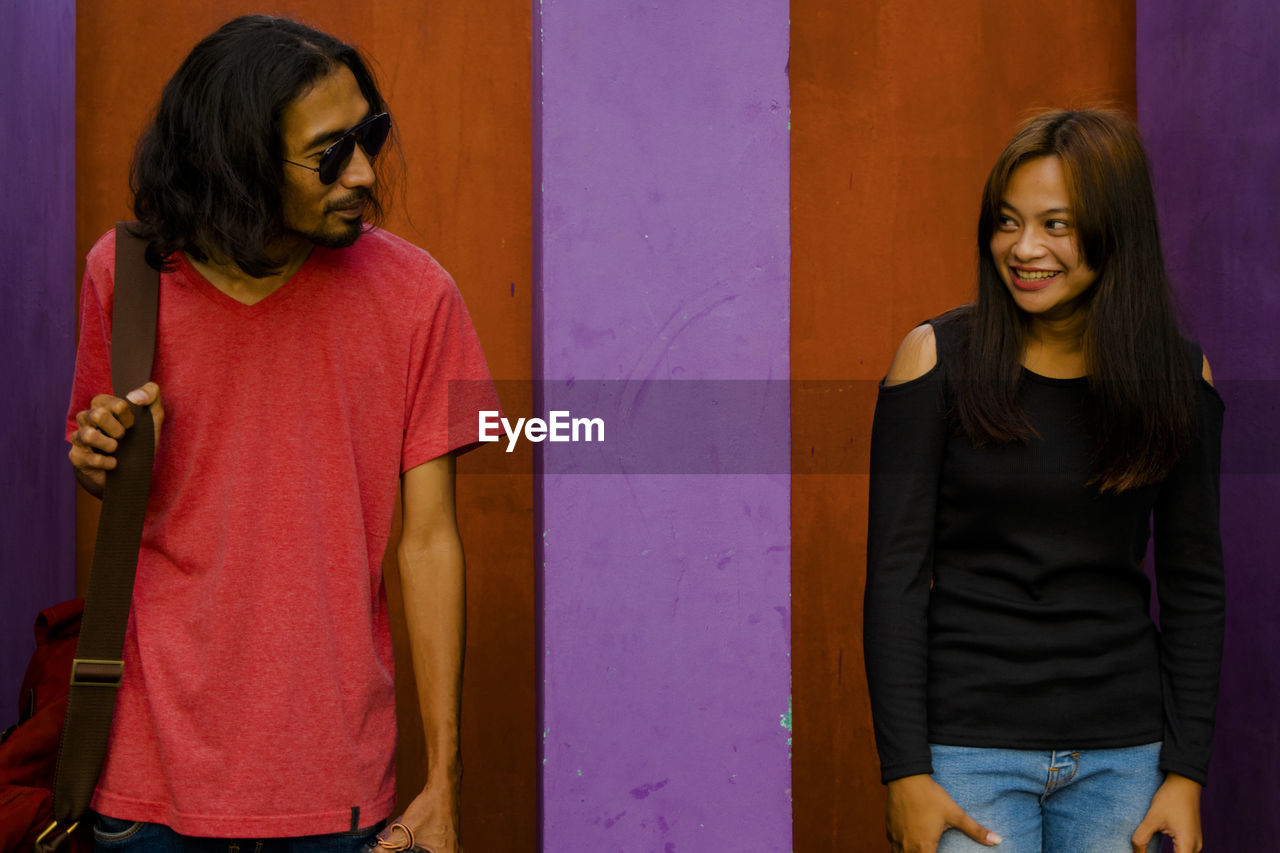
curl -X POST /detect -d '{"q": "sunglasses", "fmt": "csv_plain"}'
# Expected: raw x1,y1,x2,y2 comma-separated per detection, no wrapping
284,112,391,185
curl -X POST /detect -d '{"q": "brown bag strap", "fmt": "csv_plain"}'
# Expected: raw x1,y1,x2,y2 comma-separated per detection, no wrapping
39,223,159,850
110,222,159,394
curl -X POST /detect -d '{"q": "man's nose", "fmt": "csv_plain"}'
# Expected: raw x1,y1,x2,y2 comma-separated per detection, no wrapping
339,144,376,188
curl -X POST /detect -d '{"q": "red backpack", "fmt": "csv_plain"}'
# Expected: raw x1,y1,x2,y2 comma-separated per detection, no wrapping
0,600,90,852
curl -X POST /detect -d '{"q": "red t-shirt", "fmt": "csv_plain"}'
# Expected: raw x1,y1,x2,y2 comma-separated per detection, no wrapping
66,228,497,837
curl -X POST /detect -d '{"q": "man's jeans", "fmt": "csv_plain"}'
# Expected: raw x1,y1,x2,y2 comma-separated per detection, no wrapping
931,742,1165,853
92,815,385,853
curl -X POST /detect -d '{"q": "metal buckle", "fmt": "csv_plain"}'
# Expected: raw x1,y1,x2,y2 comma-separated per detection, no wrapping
70,658,124,687
35,819,80,846
35,821,59,845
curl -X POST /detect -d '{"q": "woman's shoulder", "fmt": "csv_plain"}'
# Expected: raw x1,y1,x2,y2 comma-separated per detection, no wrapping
884,323,937,386
1176,334,1216,386
883,305,972,386
925,305,973,354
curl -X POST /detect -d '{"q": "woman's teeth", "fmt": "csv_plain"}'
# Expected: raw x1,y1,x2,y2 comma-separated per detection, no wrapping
1016,269,1059,281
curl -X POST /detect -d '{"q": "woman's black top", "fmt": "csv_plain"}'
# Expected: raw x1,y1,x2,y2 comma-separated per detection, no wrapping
863,312,1225,786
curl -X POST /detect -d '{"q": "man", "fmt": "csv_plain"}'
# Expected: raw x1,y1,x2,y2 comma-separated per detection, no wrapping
65,15,495,852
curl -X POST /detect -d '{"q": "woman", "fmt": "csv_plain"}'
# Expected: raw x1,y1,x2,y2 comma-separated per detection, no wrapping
863,110,1224,853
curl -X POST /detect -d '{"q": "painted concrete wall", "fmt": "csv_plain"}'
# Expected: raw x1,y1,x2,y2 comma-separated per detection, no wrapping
1137,1,1280,844
536,3,792,850
0,0,77,732
790,2,1137,847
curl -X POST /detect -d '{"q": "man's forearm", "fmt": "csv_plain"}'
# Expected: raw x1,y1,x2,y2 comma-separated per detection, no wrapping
397,532,466,786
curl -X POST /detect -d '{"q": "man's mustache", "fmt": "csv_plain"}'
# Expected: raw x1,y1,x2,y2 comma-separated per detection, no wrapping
325,188,371,211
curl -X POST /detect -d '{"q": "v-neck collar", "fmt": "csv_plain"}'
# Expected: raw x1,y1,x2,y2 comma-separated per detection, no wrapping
172,250,317,317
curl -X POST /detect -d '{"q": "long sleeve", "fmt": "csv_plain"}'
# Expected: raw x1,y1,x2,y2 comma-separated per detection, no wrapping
1152,375,1226,785
863,367,949,783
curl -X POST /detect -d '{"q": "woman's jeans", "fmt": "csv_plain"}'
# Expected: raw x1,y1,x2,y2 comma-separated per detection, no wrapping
91,816,384,853
931,742,1164,853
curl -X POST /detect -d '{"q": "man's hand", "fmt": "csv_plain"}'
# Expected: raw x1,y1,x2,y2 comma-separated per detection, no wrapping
68,382,164,498
1131,773,1202,853
886,774,1002,853
400,781,462,853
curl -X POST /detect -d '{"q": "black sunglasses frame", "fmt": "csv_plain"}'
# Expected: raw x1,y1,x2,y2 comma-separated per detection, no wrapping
284,112,391,185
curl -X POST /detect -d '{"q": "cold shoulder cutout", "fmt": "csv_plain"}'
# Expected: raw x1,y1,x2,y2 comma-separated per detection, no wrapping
883,323,938,387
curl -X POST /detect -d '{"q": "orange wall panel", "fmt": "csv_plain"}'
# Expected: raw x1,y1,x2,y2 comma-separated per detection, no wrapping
791,3,1136,849
74,4,533,848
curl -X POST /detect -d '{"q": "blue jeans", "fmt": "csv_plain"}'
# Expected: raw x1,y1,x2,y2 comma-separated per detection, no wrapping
931,742,1165,853
92,816,385,853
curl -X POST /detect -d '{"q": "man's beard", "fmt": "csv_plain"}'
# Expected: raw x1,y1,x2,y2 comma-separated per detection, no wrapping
305,218,363,249
298,190,371,249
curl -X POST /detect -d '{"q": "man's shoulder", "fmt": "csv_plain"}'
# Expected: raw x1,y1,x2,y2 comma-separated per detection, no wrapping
342,228,449,279
313,228,463,317
86,226,119,269
79,227,124,301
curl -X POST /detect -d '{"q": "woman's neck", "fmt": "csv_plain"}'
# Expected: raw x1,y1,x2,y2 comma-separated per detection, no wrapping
1021,310,1088,378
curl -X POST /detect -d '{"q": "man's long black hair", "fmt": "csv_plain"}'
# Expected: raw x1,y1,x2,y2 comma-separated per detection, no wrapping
130,15,393,277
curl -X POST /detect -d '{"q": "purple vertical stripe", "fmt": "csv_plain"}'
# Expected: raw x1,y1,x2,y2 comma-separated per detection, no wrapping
536,3,791,850
0,0,77,729
1137,1,1280,844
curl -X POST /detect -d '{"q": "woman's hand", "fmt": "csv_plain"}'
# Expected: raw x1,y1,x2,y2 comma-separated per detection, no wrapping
1131,773,1202,853
886,774,1002,853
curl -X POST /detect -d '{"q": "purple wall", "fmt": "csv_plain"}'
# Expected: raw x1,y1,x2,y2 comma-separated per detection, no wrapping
536,3,791,850
0,0,77,731
1137,1,1280,844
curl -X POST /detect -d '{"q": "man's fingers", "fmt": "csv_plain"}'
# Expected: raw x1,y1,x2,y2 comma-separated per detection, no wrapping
81,450,118,470
126,381,160,406
69,443,117,472
71,387,161,498
74,424,119,454
89,392,130,413
127,382,165,436
87,394,132,435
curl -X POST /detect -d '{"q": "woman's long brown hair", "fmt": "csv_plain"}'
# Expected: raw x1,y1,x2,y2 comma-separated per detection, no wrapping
951,109,1197,492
